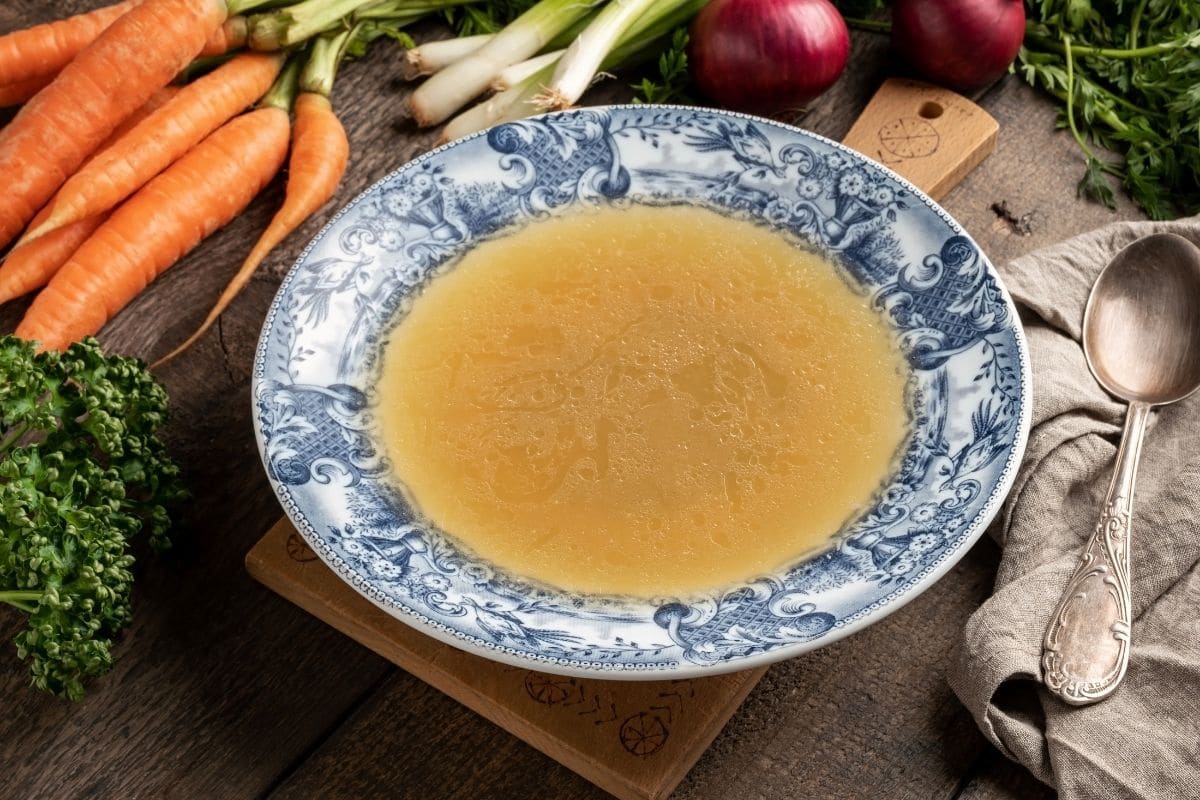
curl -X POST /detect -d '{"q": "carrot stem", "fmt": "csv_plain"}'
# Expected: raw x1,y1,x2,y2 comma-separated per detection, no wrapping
248,0,368,50
261,53,303,110
199,15,249,56
248,0,469,50
300,28,354,98
226,0,280,15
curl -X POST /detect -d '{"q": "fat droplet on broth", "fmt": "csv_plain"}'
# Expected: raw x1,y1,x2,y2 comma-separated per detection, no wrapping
378,205,909,598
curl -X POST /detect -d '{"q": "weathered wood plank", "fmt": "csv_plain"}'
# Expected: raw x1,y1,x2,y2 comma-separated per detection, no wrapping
938,77,1145,268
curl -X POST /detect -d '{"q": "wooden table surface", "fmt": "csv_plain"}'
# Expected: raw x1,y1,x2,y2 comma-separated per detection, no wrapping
0,3,1147,799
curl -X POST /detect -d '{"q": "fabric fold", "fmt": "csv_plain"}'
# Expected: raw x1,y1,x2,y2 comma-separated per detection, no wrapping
948,217,1200,799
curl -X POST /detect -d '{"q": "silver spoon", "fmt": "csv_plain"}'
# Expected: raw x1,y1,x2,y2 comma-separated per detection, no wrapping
1042,232,1200,706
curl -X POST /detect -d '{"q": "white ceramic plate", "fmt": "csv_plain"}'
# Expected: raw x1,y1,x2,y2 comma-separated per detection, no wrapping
252,105,1030,677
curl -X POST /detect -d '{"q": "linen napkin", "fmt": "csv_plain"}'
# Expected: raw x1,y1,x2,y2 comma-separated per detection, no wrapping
948,216,1200,800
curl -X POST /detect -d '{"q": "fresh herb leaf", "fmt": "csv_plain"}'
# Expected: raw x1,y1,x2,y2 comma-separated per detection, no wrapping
1022,0,1200,218
632,28,694,105
447,0,542,37
1077,155,1119,208
0,337,184,700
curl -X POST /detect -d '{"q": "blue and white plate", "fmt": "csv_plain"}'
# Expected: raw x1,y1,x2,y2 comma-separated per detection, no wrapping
252,105,1030,677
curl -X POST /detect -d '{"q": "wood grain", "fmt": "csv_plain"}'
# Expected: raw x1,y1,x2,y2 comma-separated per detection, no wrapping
842,78,997,200
0,3,1143,797
249,520,767,800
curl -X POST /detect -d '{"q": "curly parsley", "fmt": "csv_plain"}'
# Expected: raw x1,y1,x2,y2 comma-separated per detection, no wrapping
0,337,184,700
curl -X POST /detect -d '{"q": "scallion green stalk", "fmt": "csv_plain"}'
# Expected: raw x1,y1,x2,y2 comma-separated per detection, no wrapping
402,34,493,80
535,0,661,110
492,49,563,91
408,0,603,127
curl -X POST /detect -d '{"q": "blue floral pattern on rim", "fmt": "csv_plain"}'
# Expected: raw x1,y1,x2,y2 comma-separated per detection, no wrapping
252,106,1030,676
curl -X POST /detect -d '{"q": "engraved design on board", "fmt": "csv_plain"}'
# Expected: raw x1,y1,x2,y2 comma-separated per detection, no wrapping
877,116,940,163
620,712,669,756
285,532,319,563
524,673,576,705
518,672,699,756
1041,494,1133,702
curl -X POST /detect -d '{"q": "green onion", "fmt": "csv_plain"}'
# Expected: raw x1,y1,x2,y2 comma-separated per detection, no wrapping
535,0,661,110
492,49,563,91
441,0,705,141
402,34,493,80
440,60,556,143
408,0,604,127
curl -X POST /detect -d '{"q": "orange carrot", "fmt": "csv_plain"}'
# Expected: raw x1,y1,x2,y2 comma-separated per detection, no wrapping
0,0,227,250
198,15,247,56
0,217,108,305
16,105,290,352
0,19,242,112
0,1,139,86
0,87,180,305
0,74,53,107
24,51,282,242
156,91,349,364
0,16,245,110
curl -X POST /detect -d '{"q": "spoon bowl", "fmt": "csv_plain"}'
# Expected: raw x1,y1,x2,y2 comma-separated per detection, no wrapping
1083,232,1200,405
1044,232,1200,705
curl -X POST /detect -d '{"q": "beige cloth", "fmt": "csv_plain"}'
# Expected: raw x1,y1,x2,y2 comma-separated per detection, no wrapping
948,217,1200,800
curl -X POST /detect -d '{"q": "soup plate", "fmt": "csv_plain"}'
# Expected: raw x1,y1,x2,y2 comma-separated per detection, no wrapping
251,105,1030,677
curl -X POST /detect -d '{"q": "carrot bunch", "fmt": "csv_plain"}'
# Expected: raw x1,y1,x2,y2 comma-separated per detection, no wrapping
0,0,409,357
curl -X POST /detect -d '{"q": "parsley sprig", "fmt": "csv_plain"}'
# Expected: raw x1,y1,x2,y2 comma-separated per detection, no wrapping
1020,0,1200,219
633,28,694,104
0,337,184,700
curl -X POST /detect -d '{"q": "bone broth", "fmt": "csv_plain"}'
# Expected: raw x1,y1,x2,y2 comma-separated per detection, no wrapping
377,205,908,597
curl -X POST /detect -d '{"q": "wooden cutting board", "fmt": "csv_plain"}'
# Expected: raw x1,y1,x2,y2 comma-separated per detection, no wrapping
246,78,997,800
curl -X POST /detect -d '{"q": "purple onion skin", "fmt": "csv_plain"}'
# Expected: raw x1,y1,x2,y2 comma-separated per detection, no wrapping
892,0,1026,90
689,0,851,117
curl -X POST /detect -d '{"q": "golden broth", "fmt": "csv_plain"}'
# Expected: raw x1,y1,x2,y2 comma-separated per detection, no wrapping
377,205,908,598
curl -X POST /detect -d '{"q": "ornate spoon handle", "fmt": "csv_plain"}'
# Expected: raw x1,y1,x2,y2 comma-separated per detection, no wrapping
1042,400,1151,705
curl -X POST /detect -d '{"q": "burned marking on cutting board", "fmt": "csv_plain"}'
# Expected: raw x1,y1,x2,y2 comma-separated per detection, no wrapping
518,673,703,757
524,673,578,705
285,532,319,562
877,116,940,163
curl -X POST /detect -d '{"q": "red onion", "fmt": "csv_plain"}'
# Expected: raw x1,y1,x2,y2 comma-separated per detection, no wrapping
891,0,1026,91
688,0,850,117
